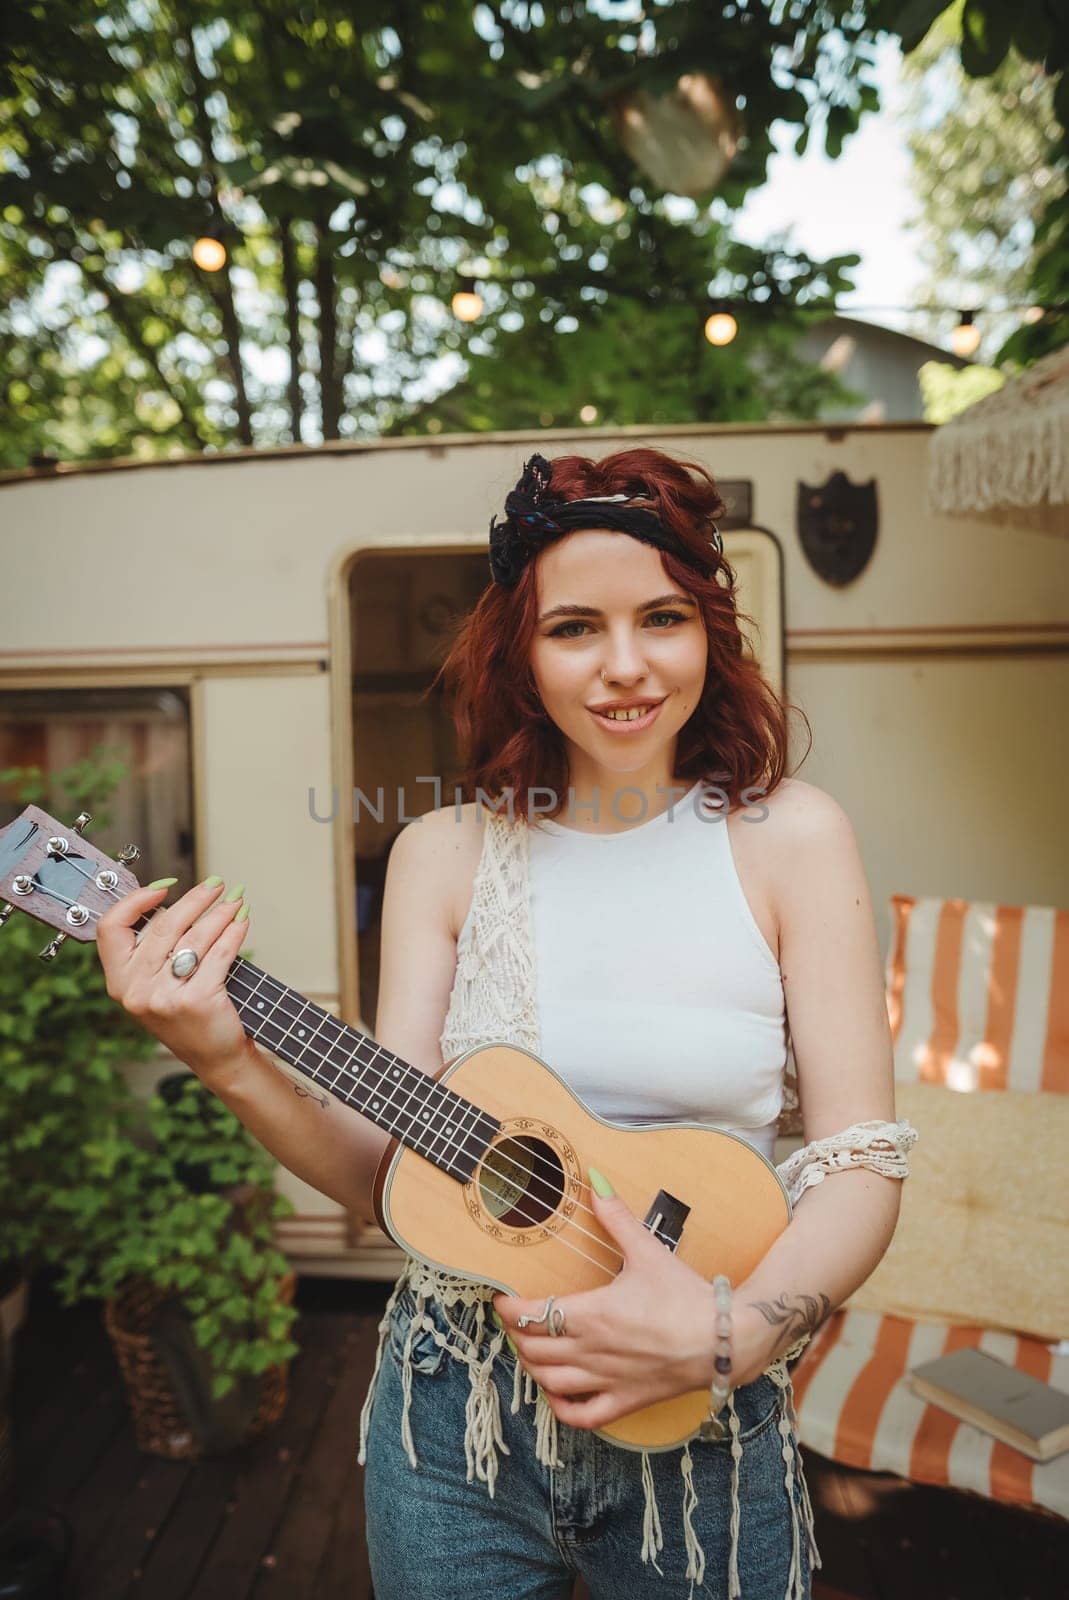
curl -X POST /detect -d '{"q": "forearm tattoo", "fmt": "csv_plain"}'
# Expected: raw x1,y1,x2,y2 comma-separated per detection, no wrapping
747,1290,833,1354
294,1082,329,1109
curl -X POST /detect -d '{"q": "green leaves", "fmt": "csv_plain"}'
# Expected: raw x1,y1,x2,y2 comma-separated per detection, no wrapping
1,750,298,1416
887,0,961,56
960,1,1013,78
0,0,897,461
895,3,1066,366
824,104,856,161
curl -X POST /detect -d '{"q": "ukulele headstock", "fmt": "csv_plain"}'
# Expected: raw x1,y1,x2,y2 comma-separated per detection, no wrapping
0,805,143,959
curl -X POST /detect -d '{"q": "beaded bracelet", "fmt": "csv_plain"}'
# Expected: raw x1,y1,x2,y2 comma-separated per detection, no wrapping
700,1273,734,1441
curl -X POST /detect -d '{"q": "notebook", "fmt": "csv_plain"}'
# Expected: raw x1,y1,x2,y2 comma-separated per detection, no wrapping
908,1346,1069,1462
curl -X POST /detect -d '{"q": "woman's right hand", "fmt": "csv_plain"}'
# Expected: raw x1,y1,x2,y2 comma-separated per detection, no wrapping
96,876,254,1086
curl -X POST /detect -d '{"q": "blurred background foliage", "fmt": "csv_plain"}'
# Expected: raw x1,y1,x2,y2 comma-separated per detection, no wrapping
899,0,1066,367
0,0,1064,468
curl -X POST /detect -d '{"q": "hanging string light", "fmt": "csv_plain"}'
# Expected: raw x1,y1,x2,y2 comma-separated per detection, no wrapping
704,311,738,347
449,272,1062,354
451,275,483,323
949,310,982,357
192,234,227,272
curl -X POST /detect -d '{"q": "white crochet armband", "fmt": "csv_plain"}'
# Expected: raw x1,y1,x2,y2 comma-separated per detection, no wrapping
774,1118,919,1209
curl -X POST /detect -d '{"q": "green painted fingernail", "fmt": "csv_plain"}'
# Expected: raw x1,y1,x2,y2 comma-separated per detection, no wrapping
588,1166,614,1197
147,877,177,890
235,903,249,922
223,882,245,903
202,874,224,888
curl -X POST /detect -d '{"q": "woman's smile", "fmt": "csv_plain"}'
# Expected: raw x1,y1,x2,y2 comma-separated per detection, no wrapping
587,697,667,734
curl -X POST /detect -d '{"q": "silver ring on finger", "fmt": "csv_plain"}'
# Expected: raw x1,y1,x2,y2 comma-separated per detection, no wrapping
170,947,200,980
517,1294,555,1331
548,1302,567,1337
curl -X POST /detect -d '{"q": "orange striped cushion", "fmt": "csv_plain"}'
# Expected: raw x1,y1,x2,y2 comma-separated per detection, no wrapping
791,1307,1069,1520
885,895,1069,1094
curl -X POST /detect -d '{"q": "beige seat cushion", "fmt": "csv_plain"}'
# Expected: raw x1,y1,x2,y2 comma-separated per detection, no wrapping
845,1079,1069,1341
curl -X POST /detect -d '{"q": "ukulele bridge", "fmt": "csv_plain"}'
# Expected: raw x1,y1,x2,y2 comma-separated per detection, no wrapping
643,1189,690,1252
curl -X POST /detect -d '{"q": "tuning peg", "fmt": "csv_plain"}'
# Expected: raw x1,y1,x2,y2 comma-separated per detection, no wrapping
117,844,142,864
0,902,14,927
72,813,92,835
39,931,69,962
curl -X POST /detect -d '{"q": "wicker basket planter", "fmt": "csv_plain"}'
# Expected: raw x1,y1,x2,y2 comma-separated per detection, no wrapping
103,1270,297,1460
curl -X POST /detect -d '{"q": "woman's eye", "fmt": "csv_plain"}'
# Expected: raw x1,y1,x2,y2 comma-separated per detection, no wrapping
549,611,686,639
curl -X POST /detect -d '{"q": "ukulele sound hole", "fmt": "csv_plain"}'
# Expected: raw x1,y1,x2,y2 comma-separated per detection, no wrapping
478,1136,565,1228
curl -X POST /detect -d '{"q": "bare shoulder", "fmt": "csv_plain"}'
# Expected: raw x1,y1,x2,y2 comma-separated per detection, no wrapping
755,779,868,925
752,776,853,840
391,799,487,940
730,778,858,957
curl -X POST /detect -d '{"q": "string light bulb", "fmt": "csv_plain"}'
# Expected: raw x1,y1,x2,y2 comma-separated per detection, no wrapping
950,310,981,357
704,311,737,347
192,235,227,272
452,275,483,323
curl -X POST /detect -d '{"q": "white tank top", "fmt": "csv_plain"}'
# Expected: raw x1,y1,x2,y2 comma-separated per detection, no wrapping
455,778,787,1160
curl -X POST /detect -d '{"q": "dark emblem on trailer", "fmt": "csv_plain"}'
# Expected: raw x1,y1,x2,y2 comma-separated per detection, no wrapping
796,471,878,586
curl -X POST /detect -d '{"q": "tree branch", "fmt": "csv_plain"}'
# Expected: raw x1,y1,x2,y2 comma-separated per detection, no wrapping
278,215,305,442
315,212,341,438
177,20,254,446
97,281,212,450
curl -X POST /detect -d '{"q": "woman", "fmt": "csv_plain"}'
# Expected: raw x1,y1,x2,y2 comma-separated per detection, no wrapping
97,445,915,1600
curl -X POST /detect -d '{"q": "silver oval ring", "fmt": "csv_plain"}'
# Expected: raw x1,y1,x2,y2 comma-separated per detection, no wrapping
170,947,200,980
548,1302,567,1337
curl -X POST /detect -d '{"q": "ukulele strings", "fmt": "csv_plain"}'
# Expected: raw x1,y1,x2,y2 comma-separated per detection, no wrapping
37,878,665,1275
229,961,643,1267
35,868,629,1237
56,883,633,1241
31,877,639,1277
230,967,631,1282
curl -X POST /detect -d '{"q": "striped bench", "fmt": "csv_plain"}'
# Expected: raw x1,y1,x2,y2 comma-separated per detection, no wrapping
789,894,1069,1520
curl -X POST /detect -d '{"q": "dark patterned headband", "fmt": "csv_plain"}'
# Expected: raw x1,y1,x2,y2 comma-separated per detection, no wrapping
488,452,723,588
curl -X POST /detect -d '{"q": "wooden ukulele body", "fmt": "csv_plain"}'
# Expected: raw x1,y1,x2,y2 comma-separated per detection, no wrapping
372,1041,792,1450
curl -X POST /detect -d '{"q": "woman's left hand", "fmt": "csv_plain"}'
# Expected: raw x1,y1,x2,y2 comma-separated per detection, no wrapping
492,1175,771,1431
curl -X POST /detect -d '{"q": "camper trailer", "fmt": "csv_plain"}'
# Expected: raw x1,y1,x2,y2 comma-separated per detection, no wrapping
2,422,1066,1278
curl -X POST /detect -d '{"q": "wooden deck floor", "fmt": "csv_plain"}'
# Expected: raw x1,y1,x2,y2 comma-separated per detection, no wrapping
6,1276,1065,1600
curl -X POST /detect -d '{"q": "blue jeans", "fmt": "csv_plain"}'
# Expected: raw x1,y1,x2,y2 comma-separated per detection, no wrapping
362,1281,815,1599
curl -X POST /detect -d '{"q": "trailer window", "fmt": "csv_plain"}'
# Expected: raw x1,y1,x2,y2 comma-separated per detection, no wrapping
0,687,194,888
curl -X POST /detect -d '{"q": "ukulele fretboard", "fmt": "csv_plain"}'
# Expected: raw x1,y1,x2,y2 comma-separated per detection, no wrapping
225,959,500,1183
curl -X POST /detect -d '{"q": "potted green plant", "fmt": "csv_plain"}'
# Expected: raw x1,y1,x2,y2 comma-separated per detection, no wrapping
52,1074,299,1458
0,755,298,1459
0,754,157,1358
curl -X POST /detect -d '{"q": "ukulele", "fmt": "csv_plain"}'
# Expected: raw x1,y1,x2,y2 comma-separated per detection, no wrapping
0,804,793,1450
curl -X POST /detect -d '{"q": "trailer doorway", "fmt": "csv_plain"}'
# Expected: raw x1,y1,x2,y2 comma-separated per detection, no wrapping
346,547,489,1027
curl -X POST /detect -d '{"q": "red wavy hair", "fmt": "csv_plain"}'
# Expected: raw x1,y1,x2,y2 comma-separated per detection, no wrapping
432,445,810,820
